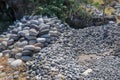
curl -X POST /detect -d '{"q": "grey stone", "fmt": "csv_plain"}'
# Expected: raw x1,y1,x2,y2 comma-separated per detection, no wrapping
12,28,18,34
1,41,7,47
39,24,50,31
30,20,39,25
22,50,33,56
0,43,7,51
29,29,38,36
18,41,28,47
21,56,32,61
49,31,59,36
18,30,29,37
23,27,30,30
8,45,14,49
8,39,14,45
25,35,36,40
40,34,50,38
10,34,19,40
34,43,44,48
10,59,23,68
17,48,23,52
2,50,11,57
35,47,41,52
29,40,37,45
23,45,35,51
15,53,22,59
38,18,44,23
117,22,120,26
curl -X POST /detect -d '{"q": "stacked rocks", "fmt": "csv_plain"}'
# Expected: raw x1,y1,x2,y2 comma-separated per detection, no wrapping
0,16,65,63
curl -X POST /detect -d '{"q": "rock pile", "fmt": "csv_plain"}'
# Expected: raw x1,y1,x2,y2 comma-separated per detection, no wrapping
0,15,120,80
0,15,66,63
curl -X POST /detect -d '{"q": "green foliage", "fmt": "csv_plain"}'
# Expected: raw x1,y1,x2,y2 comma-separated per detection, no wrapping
32,0,92,21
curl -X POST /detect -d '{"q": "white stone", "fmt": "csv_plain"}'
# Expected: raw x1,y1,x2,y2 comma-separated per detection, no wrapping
37,38,46,43
0,53,3,57
1,41,7,47
49,31,58,36
82,69,93,76
10,59,23,68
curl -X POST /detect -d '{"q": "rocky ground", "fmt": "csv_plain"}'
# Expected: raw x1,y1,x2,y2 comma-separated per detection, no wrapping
0,3,120,80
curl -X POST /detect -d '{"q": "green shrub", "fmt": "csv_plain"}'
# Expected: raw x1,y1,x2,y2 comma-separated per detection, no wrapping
32,0,92,21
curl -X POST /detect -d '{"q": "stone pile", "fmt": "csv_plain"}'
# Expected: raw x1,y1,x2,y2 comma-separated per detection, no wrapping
0,15,120,80
0,15,66,64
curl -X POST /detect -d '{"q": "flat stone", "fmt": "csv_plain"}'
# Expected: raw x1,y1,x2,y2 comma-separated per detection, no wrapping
37,38,46,43
21,56,32,61
18,41,28,47
40,34,50,38
23,45,35,51
10,59,23,68
39,24,50,34
29,40,37,45
10,34,19,40
49,31,59,36
23,27,30,30
29,29,38,36
22,50,33,56
18,30,29,37
12,28,18,34
30,24,39,30
35,47,41,52
39,24,50,31
29,20,39,25
34,43,44,48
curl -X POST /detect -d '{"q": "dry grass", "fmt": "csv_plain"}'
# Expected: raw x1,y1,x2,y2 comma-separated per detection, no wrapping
0,57,28,80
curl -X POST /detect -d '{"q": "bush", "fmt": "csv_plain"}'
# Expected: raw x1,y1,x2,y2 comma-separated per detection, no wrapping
32,0,92,21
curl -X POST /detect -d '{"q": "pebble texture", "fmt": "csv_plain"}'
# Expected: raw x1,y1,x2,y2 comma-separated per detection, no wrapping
28,24,120,79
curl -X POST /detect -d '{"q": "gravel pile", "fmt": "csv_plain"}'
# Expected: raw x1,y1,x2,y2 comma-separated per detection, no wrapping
28,22,120,79
61,24,120,54
86,56,120,80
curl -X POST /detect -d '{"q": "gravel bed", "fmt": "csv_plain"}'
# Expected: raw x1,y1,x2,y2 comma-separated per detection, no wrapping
28,23,120,80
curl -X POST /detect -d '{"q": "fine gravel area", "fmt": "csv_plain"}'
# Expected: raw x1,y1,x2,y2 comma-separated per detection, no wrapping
86,56,120,80
28,23,120,80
